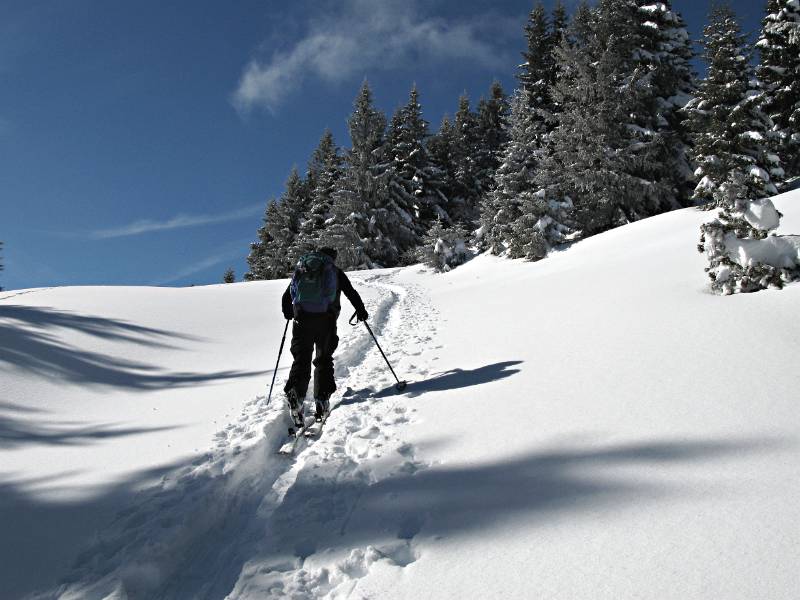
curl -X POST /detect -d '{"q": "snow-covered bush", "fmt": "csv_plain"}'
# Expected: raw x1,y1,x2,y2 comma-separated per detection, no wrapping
417,220,470,272
699,191,800,294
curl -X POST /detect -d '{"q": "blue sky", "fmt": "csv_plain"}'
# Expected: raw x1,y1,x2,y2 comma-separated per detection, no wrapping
1,0,764,290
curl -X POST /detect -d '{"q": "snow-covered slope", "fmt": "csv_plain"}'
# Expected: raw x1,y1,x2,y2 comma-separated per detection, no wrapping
2,191,798,600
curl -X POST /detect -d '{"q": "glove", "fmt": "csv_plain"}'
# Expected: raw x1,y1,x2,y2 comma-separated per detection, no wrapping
283,310,293,320
356,308,369,322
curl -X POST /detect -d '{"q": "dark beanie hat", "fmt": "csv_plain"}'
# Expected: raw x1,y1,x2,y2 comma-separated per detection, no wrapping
319,247,337,260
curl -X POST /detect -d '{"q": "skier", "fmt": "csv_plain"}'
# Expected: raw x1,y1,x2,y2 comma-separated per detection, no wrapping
281,247,368,429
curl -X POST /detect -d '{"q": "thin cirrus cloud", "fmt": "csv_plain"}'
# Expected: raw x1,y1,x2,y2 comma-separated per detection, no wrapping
90,204,264,239
150,248,245,286
232,0,511,113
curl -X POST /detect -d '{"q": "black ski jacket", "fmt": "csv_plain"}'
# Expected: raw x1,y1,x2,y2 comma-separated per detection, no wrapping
282,267,366,319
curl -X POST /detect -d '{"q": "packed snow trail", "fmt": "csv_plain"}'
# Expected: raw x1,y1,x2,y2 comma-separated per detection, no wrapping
43,270,441,599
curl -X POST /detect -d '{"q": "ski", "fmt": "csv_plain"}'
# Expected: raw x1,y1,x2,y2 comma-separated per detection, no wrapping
278,418,312,455
304,410,331,438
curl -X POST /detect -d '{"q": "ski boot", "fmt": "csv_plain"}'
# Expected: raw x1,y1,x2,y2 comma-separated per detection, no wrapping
286,389,305,433
314,394,330,422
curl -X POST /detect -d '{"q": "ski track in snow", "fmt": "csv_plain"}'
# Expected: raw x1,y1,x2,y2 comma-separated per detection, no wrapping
43,270,440,600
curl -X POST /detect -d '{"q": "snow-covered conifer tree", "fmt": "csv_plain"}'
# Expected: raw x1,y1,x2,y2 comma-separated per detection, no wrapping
416,218,470,272
321,81,387,269
480,4,562,255
685,5,781,207
474,82,510,207
447,95,482,225
223,268,235,284
692,6,797,294
278,168,312,268
757,0,800,179
383,85,447,252
538,0,679,237
633,0,697,206
294,130,342,254
519,2,553,106
244,199,282,280
428,115,456,210
480,92,540,255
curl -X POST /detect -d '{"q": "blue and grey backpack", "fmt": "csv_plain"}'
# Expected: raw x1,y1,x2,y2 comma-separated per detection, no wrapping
290,252,337,314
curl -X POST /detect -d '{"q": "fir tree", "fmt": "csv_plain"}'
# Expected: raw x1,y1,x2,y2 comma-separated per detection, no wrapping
551,0,568,46
480,92,541,255
633,0,697,206
428,115,457,208
321,81,387,269
416,218,470,272
280,167,313,268
244,199,281,280
223,268,235,283
448,94,482,225
519,3,553,105
295,129,343,253
537,0,679,237
693,5,793,294
685,4,781,207
474,82,510,204
384,85,447,248
756,0,800,179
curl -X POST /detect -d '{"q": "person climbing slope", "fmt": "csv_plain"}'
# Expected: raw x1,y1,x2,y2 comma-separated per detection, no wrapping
281,247,368,429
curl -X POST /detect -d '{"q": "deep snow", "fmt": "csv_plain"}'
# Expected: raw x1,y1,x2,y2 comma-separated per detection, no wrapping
1,190,798,599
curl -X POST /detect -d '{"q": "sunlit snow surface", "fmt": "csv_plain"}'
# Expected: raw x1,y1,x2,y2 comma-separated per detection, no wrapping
2,190,798,600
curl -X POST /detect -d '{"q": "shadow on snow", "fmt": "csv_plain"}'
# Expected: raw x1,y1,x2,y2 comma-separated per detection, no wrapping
7,433,787,600
0,304,262,389
338,360,523,405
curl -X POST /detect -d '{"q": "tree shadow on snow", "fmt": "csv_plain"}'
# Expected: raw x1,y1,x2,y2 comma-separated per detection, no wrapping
0,304,262,389
2,433,789,600
0,412,181,450
338,360,522,405
264,435,789,566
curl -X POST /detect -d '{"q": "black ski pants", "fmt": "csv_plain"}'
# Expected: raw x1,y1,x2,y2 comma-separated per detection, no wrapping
284,313,339,400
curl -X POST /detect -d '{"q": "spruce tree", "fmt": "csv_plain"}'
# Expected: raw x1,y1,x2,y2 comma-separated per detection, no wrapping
483,2,563,256
480,92,541,255
685,4,780,207
474,82,510,205
223,268,235,283
295,129,343,253
633,0,697,206
416,218,470,272
384,85,447,249
519,3,553,105
448,94,482,225
321,81,387,269
280,167,313,268
693,5,792,294
756,0,800,179
428,115,457,209
244,199,282,280
537,0,679,237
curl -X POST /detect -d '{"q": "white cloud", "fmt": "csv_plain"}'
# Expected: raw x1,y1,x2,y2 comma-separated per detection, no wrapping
150,244,246,286
232,0,509,113
91,204,264,239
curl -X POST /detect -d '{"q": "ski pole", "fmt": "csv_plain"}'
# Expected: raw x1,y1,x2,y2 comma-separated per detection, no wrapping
266,319,291,407
350,312,407,391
